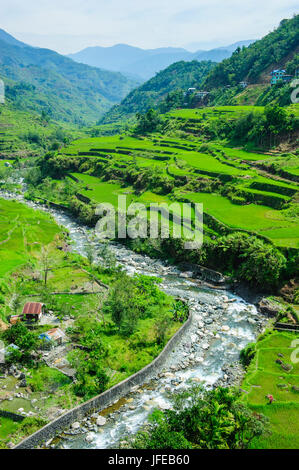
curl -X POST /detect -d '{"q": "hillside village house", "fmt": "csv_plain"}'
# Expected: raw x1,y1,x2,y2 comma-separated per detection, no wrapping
9,314,23,325
22,302,45,322
0,343,19,361
270,69,293,85
195,91,210,99
183,87,196,97
39,328,66,346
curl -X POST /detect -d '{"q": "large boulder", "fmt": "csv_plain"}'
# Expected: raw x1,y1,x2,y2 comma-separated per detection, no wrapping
258,298,279,317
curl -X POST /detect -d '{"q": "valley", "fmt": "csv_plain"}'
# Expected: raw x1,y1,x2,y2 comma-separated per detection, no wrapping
0,13,298,451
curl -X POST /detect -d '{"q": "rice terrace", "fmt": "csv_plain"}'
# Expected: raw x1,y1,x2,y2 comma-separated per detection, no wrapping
0,4,298,456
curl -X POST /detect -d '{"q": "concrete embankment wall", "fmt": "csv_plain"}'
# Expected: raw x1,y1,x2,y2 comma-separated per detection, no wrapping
14,313,192,449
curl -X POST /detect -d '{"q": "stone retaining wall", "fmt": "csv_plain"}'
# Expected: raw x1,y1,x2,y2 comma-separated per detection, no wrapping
0,409,25,422
275,322,299,332
178,262,226,285
14,313,192,449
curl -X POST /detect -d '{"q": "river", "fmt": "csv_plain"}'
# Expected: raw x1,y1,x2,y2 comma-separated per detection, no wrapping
0,187,267,449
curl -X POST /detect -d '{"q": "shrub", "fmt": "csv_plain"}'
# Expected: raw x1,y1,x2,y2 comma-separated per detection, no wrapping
132,386,270,449
240,342,256,367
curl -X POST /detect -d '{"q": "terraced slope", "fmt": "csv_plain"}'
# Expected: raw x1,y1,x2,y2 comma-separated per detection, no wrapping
242,331,299,449
0,198,61,276
41,117,299,248
0,105,83,158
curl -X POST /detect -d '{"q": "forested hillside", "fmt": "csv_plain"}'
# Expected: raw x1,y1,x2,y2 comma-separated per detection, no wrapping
0,32,137,125
101,60,216,123
203,15,299,89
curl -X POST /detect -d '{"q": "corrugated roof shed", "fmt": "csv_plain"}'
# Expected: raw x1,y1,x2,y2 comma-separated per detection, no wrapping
40,328,65,342
22,302,44,315
47,328,65,341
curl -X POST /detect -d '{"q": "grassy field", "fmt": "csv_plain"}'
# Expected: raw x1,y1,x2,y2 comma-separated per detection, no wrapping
0,416,19,440
166,105,265,121
241,331,299,449
71,173,134,207
175,191,299,247
0,198,61,276
0,105,82,158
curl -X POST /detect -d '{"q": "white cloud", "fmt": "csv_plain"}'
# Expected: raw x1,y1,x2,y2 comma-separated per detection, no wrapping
1,0,297,53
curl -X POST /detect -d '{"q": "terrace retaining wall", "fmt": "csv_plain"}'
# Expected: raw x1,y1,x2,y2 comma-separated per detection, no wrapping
0,409,25,422
14,313,192,449
274,322,299,332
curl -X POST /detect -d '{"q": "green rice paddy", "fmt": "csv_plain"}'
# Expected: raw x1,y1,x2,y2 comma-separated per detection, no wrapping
57,105,298,248
241,332,299,449
0,198,61,276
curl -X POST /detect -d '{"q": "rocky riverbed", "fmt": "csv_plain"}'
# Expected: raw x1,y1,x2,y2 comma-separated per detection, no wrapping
0,187,268,449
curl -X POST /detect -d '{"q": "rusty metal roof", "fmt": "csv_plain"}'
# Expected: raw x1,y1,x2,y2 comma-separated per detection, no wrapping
45,328,65,341
22,302,44,315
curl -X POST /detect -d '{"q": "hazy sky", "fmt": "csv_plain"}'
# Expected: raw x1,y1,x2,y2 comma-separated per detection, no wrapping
1,0,298,53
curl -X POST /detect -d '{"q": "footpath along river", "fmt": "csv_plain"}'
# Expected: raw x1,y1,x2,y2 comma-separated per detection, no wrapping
0,189,267,449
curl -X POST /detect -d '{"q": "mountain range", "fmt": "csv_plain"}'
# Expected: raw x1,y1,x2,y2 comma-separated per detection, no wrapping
68,40,255,81
102,16,299,123
0,29,138,125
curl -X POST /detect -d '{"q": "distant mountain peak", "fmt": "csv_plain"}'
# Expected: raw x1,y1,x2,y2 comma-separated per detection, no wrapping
68,40,257,81
0,29,29,48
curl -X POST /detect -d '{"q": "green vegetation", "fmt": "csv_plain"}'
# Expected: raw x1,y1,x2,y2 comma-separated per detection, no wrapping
102,61,216,124
0,198,61,277
24,101,298,291
0,14,298,449
0,34,138,125
166,104,299,148
131,386,269,449
0,104,83,158
241,331,299,449
203,15,298,88
0,416,47,449
0,196,186,446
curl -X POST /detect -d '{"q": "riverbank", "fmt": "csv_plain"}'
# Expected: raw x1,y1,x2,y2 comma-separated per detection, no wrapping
50,287,266,449
0,188,270,449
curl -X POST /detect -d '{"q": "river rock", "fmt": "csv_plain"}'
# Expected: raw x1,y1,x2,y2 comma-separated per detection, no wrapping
96,416,106,426
72,422,81,430
180,272,192,278
86,433,94,442
258,298,279,317
221,325,230,332
196,357,204,363
157,400,171,410
20,379,27,387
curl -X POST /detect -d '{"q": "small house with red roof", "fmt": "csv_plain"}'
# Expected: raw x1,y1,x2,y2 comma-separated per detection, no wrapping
22,302,45,322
